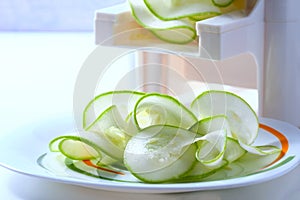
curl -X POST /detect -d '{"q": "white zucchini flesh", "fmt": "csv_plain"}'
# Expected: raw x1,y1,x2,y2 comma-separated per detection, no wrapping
189,115,231,137
83,90,145,129
224,137,246,163
128,0,196,44
85,105,129,160
212,0,234,7
189,115,246,163
46,89,282,183
144,0,221,20
124,125,197,183
191,90,259,145
133,93,197,129
49,136,102,160
195,129,227,168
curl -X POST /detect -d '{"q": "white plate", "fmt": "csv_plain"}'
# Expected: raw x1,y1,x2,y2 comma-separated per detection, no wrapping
0,115,300,194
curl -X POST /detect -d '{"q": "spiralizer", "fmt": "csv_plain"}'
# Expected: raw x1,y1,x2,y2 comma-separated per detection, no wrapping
95,0,300,127
93,0,300,198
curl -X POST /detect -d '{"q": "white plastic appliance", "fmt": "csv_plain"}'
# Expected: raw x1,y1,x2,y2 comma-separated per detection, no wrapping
95,0,300,127
93,0,300,199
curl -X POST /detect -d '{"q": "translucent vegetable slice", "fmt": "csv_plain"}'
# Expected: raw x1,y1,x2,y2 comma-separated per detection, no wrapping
45,89,284,183
191,90,259,145
128,0,196,44
144,0,221,20
212,0,234,7
49,136,102,160
239,142,281,156
59,139,100,160
189,12,220,21
224,137,246,163
124,125,197,183
133,93,197,129
49,134,124,166
181,159,227,182
189,115,245,163
224,151,281,179
83,90,145,129
85,105,130,160
195,129,227,168
189,114,231,136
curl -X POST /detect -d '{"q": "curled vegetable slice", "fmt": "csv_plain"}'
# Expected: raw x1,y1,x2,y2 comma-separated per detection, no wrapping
212,0,234,7
195,129,227,168
85,105,130,160
133,93,197,129
239,142,281,156
49,136,102,160
44,89,282,183
129,0,196,44
124,125,197,183
191,90,259,145
128,0,245,44
83,90,145,129
144,0,221,20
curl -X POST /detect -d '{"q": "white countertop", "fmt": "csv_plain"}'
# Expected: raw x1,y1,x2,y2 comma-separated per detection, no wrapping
0,32,300,200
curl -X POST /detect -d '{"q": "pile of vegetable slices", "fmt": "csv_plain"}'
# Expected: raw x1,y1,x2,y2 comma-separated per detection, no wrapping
44,90,281,183
128,0,246,44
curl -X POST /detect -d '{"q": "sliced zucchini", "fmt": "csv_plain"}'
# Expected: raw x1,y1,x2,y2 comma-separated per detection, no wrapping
195,129,227,168
124,125,197,183
224,137,246,163
189,12,220,21
83,90,144,129
133,93,197,129
59,139,100,160
45,89,282,184
181,159,228,182
191,90,259,145
212,0,234,7
85,105,130,160
128,0,196,44
239,142,281,156
144,0,221,20
49,136,102,160
189,114,231,136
